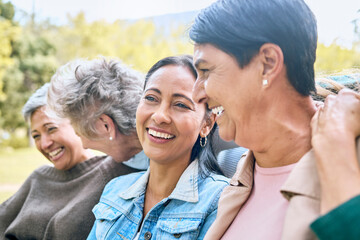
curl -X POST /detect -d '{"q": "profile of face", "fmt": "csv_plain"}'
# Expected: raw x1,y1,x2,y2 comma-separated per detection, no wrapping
193,44,263,145
30,106,89,170
136,65,212,165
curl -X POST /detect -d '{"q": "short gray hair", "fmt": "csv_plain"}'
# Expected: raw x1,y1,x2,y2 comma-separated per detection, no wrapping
22,83,50,122
47,57,144,139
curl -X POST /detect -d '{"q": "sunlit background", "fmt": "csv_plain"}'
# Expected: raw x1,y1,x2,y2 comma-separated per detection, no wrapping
0,0,359,202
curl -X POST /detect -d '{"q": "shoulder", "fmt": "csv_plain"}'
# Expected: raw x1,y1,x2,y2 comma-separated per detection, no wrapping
197,173,229,207
98,156,142,180
31,164,56,177
101,171,145,198
206,173,230,183
199,173,229,189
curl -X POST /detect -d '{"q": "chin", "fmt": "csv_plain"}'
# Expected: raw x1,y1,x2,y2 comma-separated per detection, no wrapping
218,128,235,142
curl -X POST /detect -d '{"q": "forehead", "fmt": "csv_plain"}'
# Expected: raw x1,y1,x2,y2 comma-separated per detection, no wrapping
30,107,65,131
194,44,232,66
146,65,195,92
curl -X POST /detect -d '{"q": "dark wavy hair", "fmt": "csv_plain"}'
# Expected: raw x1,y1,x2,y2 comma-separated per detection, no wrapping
190,0,318,96
145,55,224,177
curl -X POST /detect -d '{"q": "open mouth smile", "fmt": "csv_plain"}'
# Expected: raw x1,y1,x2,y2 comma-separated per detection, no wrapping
211,106,224,117
48,147,65,161
148,129,175,139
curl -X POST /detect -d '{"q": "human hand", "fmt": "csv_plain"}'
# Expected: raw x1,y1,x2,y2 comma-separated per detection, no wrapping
311,88,360,213
311,88,360,146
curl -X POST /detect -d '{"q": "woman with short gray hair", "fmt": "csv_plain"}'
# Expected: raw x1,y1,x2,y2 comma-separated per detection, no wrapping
48,57,147,166
0,81,141,239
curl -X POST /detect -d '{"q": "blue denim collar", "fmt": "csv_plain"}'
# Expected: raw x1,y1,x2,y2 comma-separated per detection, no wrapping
119,160,199,203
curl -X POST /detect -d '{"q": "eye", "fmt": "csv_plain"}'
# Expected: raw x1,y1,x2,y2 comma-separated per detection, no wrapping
175,102,191,110
48,127,57,133
197,68,210,76
32,134,40,140
200,68,209,73
144,95,157,102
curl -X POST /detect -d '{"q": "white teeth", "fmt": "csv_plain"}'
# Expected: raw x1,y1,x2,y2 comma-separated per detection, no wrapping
212,106,224,117
148,129,175,139
49,148,63,157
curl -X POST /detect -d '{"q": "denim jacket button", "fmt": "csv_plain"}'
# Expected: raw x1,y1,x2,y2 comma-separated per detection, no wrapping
173,233,182,238
144,231,152,240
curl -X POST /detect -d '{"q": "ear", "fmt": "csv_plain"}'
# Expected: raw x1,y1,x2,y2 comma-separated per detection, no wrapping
200,113,216,137
97,114,116,139
258,43,284,87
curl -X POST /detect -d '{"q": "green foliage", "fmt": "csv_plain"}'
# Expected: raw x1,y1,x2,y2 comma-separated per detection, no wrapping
0,6,20,99
52,13,193,72
0,28,58,131
0,134,28,149
315,42,360,75
0,0,15,20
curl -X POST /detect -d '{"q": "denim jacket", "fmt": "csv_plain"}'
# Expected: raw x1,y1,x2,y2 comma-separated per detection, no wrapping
87,160,229,240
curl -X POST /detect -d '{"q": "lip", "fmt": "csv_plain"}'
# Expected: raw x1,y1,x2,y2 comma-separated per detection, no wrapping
148,126,174,135
146,127,175,144
47,147,65,162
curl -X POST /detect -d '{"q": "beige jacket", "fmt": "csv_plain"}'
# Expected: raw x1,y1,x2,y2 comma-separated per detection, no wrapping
204,150,321,240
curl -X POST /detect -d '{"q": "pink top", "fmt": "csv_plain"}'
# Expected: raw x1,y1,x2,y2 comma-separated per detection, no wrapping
221,162,296,240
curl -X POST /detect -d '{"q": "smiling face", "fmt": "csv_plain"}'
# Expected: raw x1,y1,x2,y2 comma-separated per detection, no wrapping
192,44,263,146
136,65,210,166
30,106,89,170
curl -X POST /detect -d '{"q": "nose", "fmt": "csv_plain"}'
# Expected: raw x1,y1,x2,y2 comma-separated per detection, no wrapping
40,134,53,150
192,77,208,104
151,104,171,125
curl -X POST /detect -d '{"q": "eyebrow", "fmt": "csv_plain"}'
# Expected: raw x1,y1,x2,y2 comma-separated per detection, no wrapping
30,123,54,134
173,93,195,106
31,129,38,134
145,88,161,94
194,59,208,69
145,88,195,106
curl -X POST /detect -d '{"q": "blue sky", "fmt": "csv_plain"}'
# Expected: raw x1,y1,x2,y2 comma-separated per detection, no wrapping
9,0,360,48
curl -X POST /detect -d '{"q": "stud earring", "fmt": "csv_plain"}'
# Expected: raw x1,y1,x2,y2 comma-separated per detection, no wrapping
200,136,207,148
109,136,113,141
263,79,268,86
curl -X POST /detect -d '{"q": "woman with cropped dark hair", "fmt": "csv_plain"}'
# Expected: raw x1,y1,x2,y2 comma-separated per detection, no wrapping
189,0,328,239
88,55,228,239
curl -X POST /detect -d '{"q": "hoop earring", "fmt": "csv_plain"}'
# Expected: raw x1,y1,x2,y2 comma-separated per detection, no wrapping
200,136,207,148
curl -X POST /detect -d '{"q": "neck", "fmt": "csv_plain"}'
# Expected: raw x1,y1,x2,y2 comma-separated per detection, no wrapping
143,157,189,216
82,149,96,161
106,131,142,162
249,89,316,168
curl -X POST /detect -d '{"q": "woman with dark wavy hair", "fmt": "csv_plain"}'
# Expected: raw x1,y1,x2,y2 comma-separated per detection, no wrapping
88,55,228,239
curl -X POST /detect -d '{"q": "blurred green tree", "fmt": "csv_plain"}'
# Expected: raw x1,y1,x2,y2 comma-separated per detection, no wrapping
315,9,360,75
0,5,58,146
52,13,193,72
315,42,360,75
0,0,20,100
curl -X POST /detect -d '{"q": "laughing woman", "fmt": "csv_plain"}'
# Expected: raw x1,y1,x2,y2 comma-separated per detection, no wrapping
87,55,229,240
0,84,136,239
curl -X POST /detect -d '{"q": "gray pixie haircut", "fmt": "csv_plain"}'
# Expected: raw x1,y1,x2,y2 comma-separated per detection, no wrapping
22,83,50,122
47,57,145,139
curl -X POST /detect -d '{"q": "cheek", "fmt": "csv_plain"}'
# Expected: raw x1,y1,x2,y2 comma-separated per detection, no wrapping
135,104,147,137
206,76,227,99
180,117,203,140
35,141,42,152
